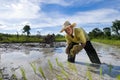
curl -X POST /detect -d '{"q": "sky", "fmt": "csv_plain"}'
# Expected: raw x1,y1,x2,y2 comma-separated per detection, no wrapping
0,0,120,35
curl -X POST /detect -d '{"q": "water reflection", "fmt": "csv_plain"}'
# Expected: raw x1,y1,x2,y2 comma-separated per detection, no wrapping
0,42,120,80
24,49,30,55
75,61,120,78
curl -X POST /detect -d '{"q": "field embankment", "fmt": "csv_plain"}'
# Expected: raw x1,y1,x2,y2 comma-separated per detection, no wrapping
92,39,120,48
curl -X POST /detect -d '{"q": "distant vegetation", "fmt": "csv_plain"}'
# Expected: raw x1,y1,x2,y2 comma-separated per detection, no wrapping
88,20,120,40
0,33,65,43
0,24,65,43
88,20,120,47
0,20,120,46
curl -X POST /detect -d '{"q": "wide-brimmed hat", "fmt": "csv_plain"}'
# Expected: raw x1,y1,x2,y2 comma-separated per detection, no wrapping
60,21,76,33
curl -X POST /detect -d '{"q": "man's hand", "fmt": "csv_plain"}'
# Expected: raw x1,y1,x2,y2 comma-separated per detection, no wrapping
65,42,79,54
70,45,83,55
81,43,86,48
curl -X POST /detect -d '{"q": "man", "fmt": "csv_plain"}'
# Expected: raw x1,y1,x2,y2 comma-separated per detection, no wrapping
60,21,101,64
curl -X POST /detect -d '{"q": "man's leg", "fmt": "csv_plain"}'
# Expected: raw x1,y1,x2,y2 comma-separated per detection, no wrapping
84,41,101,64
68,54,76,63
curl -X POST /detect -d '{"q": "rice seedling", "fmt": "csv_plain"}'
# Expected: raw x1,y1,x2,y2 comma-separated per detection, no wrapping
0,72,2,80
85,63,92,80
55,58,64,70
0,71,2,80
48,59,53,72
67,62,77,73
99,67,103,79
0,78,2,80
58,62,65,70
55,58,59,66
116,74,120,80
108,63,113,75
20,67,27,80
30,62,37,74
86,69,92,80
61,69,69,78
56,74,64,80
10,74,18,80
38,67,46,80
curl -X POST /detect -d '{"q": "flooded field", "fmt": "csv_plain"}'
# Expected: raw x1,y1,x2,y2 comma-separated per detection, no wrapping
0,42,120,80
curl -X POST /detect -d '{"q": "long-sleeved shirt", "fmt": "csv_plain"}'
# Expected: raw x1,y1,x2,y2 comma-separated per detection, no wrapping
65,27,89,45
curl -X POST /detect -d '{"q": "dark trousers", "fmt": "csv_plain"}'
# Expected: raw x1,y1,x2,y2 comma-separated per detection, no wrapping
68,54,76,63
84,41,101,64
67,41,101,64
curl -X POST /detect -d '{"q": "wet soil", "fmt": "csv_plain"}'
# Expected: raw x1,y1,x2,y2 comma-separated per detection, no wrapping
0,42,120,80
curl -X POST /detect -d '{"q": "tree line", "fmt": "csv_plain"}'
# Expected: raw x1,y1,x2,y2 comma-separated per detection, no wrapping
88,20,120,40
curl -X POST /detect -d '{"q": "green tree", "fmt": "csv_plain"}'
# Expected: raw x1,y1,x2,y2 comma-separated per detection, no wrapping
23,25,31,36
111,20,120,36
56,34,64,38
90,28,103,38
103,27,111,37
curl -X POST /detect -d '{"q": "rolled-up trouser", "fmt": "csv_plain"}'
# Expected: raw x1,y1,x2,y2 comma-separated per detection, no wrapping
67,54,76,63
84,41,101,64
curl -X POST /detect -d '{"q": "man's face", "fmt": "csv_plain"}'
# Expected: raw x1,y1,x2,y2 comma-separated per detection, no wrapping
65,26,73,35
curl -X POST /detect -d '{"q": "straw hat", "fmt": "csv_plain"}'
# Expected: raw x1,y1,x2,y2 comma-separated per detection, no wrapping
60,21,76,33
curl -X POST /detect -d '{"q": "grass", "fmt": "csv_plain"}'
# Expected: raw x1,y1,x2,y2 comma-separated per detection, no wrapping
55,37,65,42
0,35,43,43
92,39,120,47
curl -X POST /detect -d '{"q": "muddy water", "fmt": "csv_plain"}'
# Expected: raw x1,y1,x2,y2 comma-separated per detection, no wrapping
0,42,120,80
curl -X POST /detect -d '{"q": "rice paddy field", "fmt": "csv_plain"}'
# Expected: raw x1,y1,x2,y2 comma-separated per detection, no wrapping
0,42,120,80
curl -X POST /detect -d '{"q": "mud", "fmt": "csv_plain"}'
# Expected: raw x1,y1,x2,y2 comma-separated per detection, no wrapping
0,42,120,80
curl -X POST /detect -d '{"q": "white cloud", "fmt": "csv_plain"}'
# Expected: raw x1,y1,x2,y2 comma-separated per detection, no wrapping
66,8,120,24
39,0,104,6
0,0,41,19
68,0,103,6
39,0,70,6
0,0,120,34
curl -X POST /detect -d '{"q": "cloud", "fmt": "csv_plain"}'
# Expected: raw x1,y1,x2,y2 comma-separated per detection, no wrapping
0,0,41,19
0,0,120,34
40,0,104,6
70,8,120,24
39,0,70,6
68,0,103,6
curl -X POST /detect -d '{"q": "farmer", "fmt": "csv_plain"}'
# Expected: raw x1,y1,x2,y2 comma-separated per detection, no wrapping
60,21,101,64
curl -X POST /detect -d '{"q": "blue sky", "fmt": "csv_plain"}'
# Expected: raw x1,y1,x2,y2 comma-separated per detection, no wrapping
0,0,120,35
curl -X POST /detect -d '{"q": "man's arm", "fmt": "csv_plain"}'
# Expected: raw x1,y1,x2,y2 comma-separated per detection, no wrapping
75,28,87,48
66,42,79,54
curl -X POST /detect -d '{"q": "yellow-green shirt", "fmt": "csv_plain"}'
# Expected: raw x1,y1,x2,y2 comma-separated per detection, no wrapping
65,27,89,45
